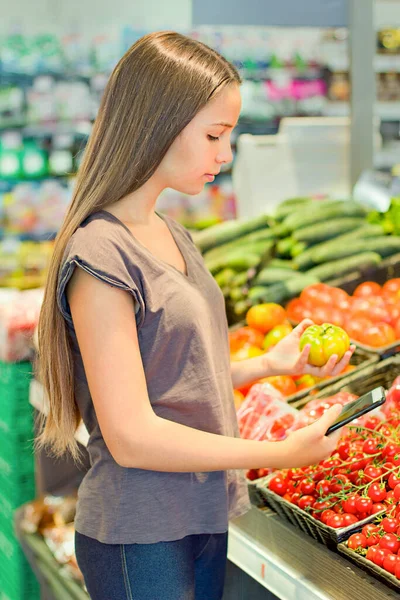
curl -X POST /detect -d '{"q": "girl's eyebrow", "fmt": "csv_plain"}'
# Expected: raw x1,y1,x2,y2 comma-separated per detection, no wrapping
209,122,234,128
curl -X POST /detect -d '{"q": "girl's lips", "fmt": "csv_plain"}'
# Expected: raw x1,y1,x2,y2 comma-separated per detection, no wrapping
204,173,216,181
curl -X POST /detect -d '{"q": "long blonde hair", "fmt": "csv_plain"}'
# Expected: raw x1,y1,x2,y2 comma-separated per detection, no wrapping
37,31,241,460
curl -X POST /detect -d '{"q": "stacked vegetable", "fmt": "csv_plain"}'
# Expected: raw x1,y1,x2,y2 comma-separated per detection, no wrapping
193,197,400,324
288,280,400,349
263,377,400,532
230,301,354,403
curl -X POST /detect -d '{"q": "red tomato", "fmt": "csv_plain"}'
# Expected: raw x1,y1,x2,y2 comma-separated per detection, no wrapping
361,323,396,348
362,524,381,546
395,561,400,580
394,320,400,340
382,518,398,534
328,287,351,310
330,475,351,494
384,444,400,459
342,494,360,515
383,553,400,575
353,282,382,298
326,513,345,529
356,496,373,514
269,475,288,496
342,513,359,527
363,438,382,455
389,473,400,489
387,304,400,325
394,484,400,501
371,502,387,515
382,278,400,296
286,298,311,323
260,375,297,397
373,548,391,567
321,509,336,525
299,479,316,495
368,483,387,502
337,442,351,460
300,284,333,308
298,495,316,511
229,326,266,353
291,493,301,505
348,533,368,549
364,466,383,482
316,480,331,497
366,545,379,562
380,533,400,554
345,317,374,342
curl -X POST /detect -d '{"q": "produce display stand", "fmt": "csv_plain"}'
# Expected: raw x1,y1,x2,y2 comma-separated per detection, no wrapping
14,507,88,600
228,507,399,600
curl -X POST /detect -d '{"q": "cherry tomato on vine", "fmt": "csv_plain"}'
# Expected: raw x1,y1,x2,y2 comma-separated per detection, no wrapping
389,472,400,490
394,484,400,501
383,553,400,575
330,474,351,494
373,548,391,567
316,480,331,497
356,496,373,514
326,514,345,529
363,438,382,455
342,494,360,515
337,442,351,460
342,513,359,527
348,533,367,549
371,502,387,515
364,466,383,482
298,495,316,511
380,533,400,554
300,479,316,495
269,476,288,496
320,509,336,525
368,483,387,503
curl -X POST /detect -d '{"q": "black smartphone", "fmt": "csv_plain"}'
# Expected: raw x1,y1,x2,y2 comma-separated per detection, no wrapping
326,386,386,436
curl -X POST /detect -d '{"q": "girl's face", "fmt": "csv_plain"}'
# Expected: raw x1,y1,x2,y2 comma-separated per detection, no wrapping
158,83,241,195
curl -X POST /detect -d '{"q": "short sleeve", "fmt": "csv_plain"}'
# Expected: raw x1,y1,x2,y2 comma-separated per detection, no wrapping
57,221,146,329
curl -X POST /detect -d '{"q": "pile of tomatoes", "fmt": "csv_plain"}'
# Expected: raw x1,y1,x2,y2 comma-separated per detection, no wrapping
287,280,400,348
267,406,400,532
347,513,400,579
230,302,353,403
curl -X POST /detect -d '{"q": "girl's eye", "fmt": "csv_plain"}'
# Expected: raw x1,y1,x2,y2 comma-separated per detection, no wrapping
208,135,220,141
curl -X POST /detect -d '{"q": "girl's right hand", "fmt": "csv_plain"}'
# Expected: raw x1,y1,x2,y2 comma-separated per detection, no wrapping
276,404,343,470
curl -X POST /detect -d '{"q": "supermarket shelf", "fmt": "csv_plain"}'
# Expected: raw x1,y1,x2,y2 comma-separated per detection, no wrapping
29,379,89,447
229,508,398,600
228,520,325,600
322,101,400,120
326,54,400,73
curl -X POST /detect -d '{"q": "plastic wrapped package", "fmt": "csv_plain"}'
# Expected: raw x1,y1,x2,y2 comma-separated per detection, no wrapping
237,382,302,442
0,288,44,361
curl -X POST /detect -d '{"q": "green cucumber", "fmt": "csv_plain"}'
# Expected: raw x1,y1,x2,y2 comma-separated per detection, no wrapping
229,286,247,302
214,268,236,288
276,237,296,257
290,241,307,258
268,258,297,270
273,198,313,221
292,217,365,245
283,201,366,232
307,252,382,281
294,223,386,271
193,214,272,252
231,270,255,287
312,236,400,264
206,252,261,275
255,268,303,286
203,228,275,261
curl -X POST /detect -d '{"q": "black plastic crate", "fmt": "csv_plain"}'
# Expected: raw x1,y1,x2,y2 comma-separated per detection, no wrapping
291,354,400,410
338,542,400,593
256,475,384,551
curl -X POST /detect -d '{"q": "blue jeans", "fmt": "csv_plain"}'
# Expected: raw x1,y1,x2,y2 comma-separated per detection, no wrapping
75,530,228,600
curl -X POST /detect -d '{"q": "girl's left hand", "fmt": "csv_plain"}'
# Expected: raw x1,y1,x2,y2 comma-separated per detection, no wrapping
264,319,356,378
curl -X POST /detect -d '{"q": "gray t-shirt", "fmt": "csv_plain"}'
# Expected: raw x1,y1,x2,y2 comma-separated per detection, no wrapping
57,210,250,544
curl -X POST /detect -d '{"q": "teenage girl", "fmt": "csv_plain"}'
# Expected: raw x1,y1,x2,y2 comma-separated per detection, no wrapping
38,31,354,600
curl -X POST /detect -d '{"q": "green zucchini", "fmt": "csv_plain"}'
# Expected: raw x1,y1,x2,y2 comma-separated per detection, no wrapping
276,237,296,257
273,198,313,221
307,252,382,281
290,241,307,258
248,273,319,305
255,267,302,286
312,236,400,264
203,227,275,261
283,201,366,233
268,258,297,270
292,217,365,245
193,214,271,252
206,252,261,275
214,268,236,288
294,223,386,271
